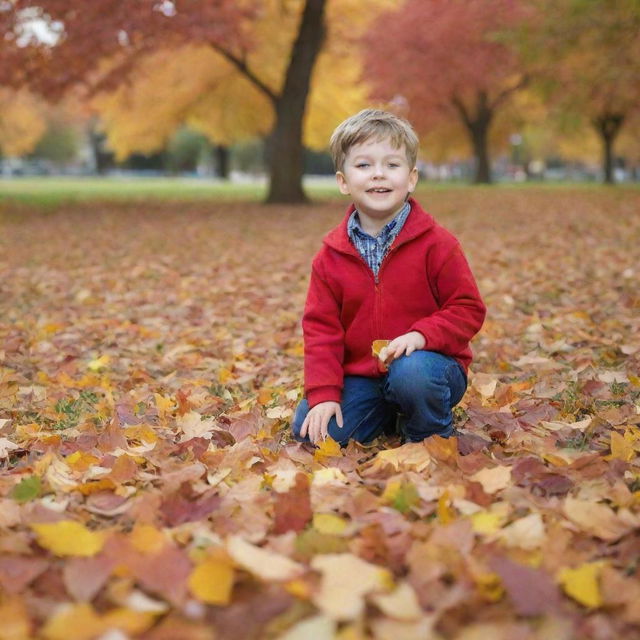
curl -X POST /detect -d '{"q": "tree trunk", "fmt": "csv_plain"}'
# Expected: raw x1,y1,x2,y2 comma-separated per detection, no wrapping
593,112,625,185
469,121,492,184
265,0,327,204
215,145,230,179
453,91,494,184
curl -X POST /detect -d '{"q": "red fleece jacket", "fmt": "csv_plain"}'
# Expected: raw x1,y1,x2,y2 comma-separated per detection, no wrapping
302,198,486,407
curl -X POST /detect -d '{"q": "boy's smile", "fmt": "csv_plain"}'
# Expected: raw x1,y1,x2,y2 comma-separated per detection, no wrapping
336,137,418,236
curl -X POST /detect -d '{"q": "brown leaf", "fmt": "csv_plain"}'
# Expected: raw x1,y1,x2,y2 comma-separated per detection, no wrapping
490,556,561,616
272,472,312,534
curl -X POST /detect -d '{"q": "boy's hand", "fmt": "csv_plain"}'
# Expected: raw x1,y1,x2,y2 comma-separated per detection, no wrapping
379,331,426,364
300,401,343,444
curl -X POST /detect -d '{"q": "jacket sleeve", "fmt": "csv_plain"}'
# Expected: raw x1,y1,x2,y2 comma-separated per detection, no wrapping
410,243,486,355
302,258,345,407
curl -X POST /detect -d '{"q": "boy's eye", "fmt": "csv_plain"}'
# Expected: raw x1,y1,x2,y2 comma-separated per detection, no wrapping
356,163,369,168
389,163,400,168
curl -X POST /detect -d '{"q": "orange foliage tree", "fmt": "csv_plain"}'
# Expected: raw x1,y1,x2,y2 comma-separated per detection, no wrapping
360,0,529,184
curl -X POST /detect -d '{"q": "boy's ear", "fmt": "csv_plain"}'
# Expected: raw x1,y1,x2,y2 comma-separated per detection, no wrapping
336,171,350,195
408,166,419,193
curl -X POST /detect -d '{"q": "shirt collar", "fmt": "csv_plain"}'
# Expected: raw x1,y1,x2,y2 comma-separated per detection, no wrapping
347,201,411,240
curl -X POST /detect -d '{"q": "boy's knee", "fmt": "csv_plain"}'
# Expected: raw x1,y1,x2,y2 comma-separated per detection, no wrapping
387,351,445,396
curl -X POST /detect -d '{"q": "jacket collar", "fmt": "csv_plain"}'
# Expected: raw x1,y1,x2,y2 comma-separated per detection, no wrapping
323,197,435,255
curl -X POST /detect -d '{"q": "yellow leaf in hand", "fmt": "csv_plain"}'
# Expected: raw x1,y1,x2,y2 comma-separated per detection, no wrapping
32,521,105,557
371,340,390,358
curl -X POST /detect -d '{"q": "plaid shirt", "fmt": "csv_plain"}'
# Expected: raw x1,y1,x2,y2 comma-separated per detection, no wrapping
347,201,411,278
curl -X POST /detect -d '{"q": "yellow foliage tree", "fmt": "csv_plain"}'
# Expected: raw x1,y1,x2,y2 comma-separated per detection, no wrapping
91,0,393,166
0,89,47,157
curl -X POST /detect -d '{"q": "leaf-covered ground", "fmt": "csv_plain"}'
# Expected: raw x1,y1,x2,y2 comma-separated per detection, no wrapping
0,188,639,640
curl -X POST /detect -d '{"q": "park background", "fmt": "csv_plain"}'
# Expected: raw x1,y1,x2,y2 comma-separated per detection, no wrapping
1,2,640,640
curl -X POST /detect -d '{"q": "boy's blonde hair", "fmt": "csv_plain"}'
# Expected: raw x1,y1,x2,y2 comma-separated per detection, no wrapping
330,109,419,172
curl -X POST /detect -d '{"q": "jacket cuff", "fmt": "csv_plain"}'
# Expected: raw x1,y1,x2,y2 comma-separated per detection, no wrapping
306,386,342,407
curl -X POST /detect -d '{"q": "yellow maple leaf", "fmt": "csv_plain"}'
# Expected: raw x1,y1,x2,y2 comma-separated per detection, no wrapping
218,367,234,383
87,355,110,371
153,393,175,417
437,490,455,524
65,451,100,471
474,571,505,602
557,562,604,608
32,521,105,557
188,556,235,605
313,513,348,535
609,430,636,462
470,511,504,535
314,437,342,461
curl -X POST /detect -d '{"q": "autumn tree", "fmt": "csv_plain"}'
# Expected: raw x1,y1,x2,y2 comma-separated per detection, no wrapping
0,89,47,158
5,0,328,203
517,0,640,184
74,2,382,189
360,0,528,184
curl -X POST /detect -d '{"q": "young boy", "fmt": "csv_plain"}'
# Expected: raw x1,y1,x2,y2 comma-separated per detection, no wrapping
292,109,486,445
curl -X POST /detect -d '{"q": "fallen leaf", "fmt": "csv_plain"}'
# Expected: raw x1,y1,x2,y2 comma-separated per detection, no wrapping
563,497,635,541
368,443,432,473
490,556,560,616
498,512,546,550
188,555,235,605
273,472,312,534
31,521,105,557
226,536,304,582
311,553,392,620
314,437,342,461
557,562,604,608
0,437,20,458
370,581,423,621
470,465,512,494
313,513,348,536
277,615,336,640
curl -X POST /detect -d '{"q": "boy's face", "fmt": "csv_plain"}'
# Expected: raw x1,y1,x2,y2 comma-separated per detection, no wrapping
336,137,418,230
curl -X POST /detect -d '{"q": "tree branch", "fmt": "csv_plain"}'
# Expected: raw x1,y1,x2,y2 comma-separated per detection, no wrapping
451,93,472,129
208,42,278,104
489,74,529,111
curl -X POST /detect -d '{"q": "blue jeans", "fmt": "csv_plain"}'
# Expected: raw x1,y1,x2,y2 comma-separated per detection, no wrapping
292,351,467,445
